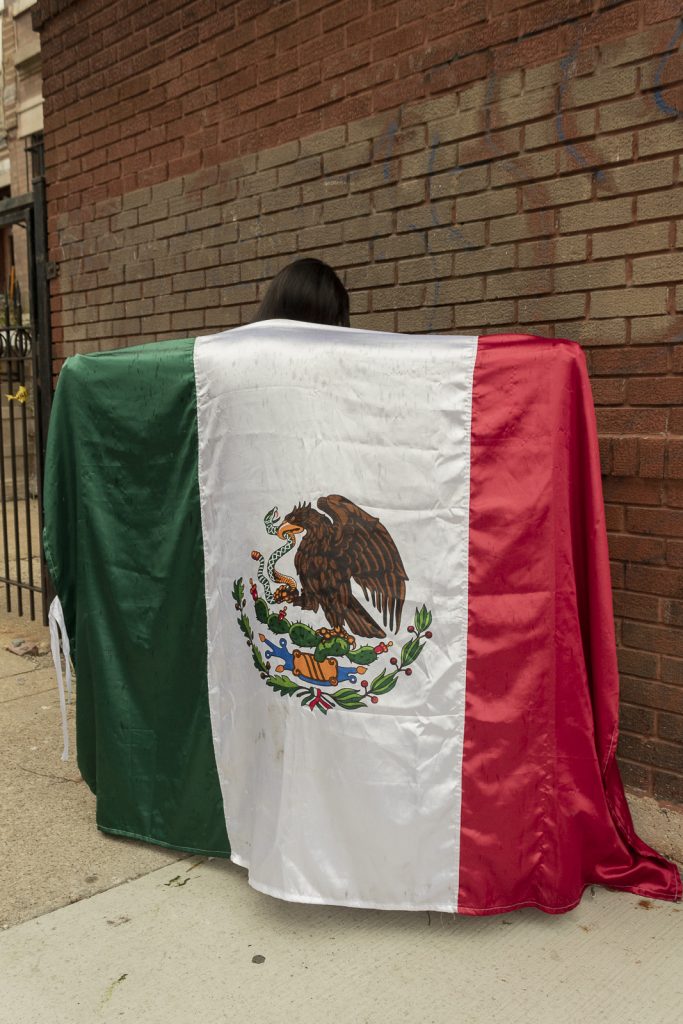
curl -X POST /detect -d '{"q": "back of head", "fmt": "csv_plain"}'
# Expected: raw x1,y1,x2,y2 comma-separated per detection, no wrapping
254,258,350,328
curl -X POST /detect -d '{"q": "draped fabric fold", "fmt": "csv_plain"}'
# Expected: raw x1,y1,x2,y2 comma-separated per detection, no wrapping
42,323,680,913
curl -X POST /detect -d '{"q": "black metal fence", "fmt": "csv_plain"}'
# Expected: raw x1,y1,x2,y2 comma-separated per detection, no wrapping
0,290,42,618
0,136,53,623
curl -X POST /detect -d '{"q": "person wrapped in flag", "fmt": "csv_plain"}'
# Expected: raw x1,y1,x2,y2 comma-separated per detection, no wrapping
43,260,681,914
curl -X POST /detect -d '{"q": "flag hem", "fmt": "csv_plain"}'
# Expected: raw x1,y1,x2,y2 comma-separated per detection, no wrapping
97,824,232,860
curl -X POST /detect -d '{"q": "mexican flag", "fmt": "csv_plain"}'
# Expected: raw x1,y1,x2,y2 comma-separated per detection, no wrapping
43,320,681,914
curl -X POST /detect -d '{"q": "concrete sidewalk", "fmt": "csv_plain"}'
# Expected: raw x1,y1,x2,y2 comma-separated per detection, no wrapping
1,606,681,1023
1,857,682,1024
0,608,185,930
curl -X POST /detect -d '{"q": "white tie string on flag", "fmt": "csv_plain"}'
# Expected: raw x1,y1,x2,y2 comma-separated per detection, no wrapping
49,596,72,761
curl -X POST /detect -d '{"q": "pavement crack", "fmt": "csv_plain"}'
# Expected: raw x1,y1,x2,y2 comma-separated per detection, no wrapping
0,687,61,705
7,759,81,784
185,859,206,872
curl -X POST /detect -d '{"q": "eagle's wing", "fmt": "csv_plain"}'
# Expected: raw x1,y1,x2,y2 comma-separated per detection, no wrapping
317,494,408,632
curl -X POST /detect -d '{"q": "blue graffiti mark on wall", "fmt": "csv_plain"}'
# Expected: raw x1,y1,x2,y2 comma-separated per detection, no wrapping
653,19,683,118
424,136,443,321
422,135,442,264
422,111,478,253
380,113,401,180
426,133,439,177
483,71,526,180
483,71,538,185
402,126,479,328
555,41,605,182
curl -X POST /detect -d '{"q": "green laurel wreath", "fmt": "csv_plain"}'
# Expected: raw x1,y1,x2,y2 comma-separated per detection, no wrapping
232,577,433,714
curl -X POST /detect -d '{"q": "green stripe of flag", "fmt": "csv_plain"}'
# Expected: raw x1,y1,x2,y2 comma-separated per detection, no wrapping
43,338,230,857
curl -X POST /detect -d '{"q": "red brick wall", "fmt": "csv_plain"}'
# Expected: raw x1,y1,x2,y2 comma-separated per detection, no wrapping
34,0,683,805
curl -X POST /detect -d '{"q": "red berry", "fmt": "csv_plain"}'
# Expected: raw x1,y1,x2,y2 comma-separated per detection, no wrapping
425,631,433,639
405,668,412,676
371,696,379,704
361,679,368,687
407,625,414,633
390,657,398,665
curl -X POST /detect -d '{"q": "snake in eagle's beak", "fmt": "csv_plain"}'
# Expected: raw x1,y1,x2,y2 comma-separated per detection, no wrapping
277,521,304,540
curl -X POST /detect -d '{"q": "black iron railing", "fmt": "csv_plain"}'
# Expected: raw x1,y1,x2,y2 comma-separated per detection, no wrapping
0,285,41,618
0,134,53,623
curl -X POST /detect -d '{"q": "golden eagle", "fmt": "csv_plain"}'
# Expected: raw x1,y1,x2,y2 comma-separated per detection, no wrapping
277,494,407,639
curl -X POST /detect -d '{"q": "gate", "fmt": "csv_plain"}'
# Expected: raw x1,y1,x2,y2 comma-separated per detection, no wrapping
0,135,53,622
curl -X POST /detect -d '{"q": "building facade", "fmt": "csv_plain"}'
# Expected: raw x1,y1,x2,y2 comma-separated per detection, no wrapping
1,0,43,295
0,0,44,512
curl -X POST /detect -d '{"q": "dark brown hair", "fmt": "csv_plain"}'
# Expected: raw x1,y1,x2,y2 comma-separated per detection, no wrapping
255,258,350,327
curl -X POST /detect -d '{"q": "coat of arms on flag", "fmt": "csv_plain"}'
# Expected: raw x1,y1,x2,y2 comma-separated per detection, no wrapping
233,495,433,714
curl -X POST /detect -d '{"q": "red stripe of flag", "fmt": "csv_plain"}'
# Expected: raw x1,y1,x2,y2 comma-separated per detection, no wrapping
458,334,681,915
